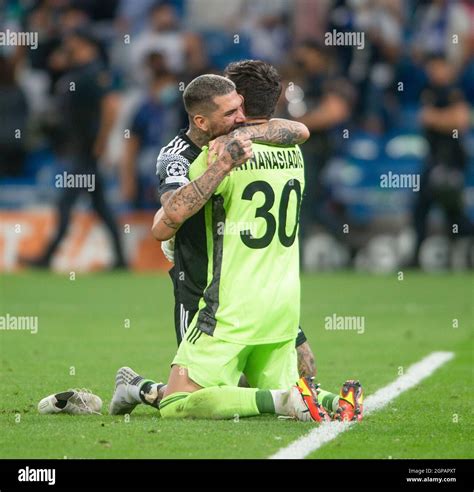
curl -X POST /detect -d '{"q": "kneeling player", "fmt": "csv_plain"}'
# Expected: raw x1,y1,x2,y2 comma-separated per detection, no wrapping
110,62,363,422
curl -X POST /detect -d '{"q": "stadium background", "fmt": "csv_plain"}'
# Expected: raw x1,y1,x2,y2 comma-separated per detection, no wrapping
0,0,473,273
0,0,473,465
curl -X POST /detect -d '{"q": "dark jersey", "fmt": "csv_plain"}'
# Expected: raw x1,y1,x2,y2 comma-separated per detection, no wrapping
55,60,113,155
156,130,207,339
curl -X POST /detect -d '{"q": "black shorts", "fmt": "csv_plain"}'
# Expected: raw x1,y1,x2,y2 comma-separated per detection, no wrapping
174,302,198,346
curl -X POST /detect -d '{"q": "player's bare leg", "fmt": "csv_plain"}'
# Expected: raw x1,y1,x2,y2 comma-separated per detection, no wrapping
162,365,202,398
295,341,342,416
296,341,316,378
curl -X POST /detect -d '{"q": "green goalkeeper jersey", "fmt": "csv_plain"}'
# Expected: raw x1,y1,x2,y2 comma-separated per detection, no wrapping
187,142,305,345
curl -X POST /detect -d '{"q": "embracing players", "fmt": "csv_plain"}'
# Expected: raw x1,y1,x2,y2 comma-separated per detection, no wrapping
110,60,363,422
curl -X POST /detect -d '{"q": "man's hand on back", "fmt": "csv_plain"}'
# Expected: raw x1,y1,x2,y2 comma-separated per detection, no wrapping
157,136,252,229
208,134,253,171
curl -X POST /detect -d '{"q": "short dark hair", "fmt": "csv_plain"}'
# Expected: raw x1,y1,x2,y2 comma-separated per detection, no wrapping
183,74,236,116
224,60,282,118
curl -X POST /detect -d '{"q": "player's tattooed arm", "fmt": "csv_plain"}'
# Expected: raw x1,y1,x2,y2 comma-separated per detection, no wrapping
160,136,253,226
296,341,317,378
151,206,181,241
232,119,310,146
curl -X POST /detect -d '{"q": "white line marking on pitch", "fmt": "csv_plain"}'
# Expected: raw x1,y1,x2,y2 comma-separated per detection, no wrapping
270,351,454,460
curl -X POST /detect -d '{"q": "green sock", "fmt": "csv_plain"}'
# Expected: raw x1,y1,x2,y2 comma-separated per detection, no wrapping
159,386,261,419
256,390,275,414
318,388,339,413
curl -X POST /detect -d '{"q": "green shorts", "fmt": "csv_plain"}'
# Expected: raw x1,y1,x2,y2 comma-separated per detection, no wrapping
172,329,298,390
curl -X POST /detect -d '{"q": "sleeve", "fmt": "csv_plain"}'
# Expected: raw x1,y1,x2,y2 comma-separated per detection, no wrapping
156,152,192,201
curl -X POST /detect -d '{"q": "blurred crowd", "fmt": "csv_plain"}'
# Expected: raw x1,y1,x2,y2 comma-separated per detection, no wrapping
0,0,473,269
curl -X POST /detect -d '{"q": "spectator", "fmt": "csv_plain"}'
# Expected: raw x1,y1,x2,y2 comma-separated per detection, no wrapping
322,0,404,132
184,0,245,30
25,2,91,94
412,54,472,264
21,28,127,269
115,0,159,35
0,55,29,177
289,41,356,243
125,1,206,85
411,0,471,70
120,51,183,207
293,0,330,44
241,0,290,64
353,0,404,132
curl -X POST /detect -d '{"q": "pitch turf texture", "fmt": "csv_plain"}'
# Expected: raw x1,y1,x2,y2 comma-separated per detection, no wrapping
0,271,472,459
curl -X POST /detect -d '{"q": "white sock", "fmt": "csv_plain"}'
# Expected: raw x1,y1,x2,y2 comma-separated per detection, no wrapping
269,389,291,415
127,384,142,403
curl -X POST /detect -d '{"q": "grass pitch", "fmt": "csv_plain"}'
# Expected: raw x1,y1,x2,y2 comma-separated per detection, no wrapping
0,271,472,459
